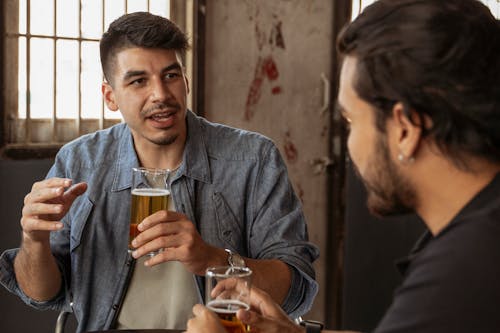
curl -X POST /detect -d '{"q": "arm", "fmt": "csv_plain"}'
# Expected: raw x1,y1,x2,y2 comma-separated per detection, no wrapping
131,218,291,304
14,178,87,301
187,285,360,333
131,142,317,312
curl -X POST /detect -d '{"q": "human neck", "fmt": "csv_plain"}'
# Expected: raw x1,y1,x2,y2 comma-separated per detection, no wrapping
413,156,500,235
134,138,185,171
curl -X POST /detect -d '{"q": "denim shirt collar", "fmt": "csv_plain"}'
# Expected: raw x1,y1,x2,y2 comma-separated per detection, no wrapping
181,110,212,184
110,110,211,192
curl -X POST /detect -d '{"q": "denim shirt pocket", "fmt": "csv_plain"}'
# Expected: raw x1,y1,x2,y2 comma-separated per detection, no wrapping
70,197,94,252
212,192,245,252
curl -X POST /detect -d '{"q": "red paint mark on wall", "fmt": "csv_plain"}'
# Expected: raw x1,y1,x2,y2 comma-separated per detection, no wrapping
245,56,282,120
244,10,285,121
271,86,282,95
283,131,298,163
263,57,279,81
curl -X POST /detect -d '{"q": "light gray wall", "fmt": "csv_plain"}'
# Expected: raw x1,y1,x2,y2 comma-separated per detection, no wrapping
204,0,334,321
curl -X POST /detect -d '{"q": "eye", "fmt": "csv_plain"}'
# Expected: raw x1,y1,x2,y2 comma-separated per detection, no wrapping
130,78,146,86
164,72,181,81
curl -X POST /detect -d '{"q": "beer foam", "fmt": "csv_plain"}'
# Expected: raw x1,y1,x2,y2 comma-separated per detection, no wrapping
131,188,170,196
206,300,250,313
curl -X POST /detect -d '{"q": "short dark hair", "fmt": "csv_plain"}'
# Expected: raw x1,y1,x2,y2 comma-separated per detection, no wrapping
100,12,189,85
337,0,500,168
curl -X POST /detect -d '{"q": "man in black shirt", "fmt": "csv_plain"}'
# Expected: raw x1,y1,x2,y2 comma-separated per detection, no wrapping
186,1,500,332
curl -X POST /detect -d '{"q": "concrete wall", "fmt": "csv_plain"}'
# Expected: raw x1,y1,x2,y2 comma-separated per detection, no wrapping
203,0,334,321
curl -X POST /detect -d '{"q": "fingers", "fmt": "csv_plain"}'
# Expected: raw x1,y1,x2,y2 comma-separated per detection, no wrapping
31,178,72,192
192,303,209,317
247,286,288,319
137,210,186,231
64,182,88,199
21,178,86,237
236,309,301,333
186,304,226,333
132,214,193,253
21,215,64,233
24,179,71,205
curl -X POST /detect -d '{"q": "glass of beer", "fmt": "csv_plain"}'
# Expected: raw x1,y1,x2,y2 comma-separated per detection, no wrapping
129,167,170,256
206,266,252,333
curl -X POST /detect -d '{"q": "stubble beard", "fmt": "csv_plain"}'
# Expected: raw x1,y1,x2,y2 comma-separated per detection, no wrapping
150,134,178,146
357,134,417,217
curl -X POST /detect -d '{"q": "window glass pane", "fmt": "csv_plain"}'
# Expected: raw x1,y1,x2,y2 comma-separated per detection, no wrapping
18,37,27,119
351,0,377,20
81,42,102,119
19,0,27,34
30,0,54,36
57,0,79,37
480,0,500,18
149,0,170,18
56,40,79,119
105,0,126,30
127,0,148,13
82,0,103,39
30,38,54,119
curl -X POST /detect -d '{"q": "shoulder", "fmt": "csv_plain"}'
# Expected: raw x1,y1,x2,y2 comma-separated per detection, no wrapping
193,114,278,161
56,123,128,167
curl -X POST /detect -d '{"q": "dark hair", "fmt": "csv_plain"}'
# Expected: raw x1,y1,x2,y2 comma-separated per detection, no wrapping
337,0,500,167
100,12,189,85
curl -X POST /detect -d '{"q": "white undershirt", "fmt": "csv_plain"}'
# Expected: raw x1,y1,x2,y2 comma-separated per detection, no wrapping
116,197,200,329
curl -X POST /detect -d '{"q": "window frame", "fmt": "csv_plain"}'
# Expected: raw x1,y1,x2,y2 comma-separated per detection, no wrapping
1,0,198,160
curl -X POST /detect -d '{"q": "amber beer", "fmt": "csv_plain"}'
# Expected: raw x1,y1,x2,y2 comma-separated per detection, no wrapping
129,188,170,250
207,299,250,333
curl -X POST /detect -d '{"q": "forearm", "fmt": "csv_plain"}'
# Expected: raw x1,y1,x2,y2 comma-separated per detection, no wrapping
245,258,291,305
14,237,62,301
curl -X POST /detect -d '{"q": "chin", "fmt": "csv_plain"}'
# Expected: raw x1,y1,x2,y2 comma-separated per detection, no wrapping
367,191,415,217
151,134,178,146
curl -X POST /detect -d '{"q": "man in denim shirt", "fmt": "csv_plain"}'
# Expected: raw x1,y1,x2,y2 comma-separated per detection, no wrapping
0,12,318,332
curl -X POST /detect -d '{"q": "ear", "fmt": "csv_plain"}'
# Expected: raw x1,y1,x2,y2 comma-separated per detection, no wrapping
102,82,119,111
391,102,422,159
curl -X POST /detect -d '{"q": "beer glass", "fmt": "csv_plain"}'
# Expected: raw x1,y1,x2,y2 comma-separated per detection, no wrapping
206,266,252,333
129,167,170,256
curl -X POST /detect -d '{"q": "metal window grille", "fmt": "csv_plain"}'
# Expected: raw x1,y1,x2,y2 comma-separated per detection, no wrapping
4,0,171,147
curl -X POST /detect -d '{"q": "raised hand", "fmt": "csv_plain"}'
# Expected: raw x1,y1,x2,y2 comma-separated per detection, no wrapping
21,178,88,243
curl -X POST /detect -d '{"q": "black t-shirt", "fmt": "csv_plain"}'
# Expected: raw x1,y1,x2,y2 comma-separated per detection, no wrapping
374,173,500,333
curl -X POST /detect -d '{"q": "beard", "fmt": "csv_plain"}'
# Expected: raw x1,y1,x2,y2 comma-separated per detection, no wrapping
353,135,417,217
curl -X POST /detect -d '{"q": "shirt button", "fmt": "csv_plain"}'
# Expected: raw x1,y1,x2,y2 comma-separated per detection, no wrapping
112,304,119,310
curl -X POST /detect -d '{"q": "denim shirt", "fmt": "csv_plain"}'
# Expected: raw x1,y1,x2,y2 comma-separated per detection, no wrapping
0,110,319,333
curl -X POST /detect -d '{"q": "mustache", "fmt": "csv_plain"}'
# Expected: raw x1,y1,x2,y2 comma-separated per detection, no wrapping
141,102,181,117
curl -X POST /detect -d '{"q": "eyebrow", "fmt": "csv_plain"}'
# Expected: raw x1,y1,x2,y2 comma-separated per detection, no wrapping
122,63,183,82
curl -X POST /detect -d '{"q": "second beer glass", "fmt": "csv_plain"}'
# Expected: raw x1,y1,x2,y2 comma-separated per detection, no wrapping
206,266,252,333
129,167,170,256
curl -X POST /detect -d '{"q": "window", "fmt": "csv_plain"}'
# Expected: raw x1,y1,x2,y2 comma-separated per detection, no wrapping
352,0,500,20
1,0,196,156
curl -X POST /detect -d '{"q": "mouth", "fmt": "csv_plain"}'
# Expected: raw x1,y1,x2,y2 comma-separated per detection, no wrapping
146,109,177,128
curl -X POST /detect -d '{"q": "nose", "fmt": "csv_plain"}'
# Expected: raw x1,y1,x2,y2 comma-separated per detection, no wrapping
150,77,171,103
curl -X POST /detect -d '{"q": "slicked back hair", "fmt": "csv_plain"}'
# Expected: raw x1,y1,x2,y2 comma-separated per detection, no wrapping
338,0,500,168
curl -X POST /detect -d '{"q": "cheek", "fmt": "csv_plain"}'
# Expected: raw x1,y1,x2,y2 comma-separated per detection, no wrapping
347,130,363,169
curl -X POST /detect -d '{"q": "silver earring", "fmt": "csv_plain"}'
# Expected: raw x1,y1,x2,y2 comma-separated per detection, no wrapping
398,153,415,164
